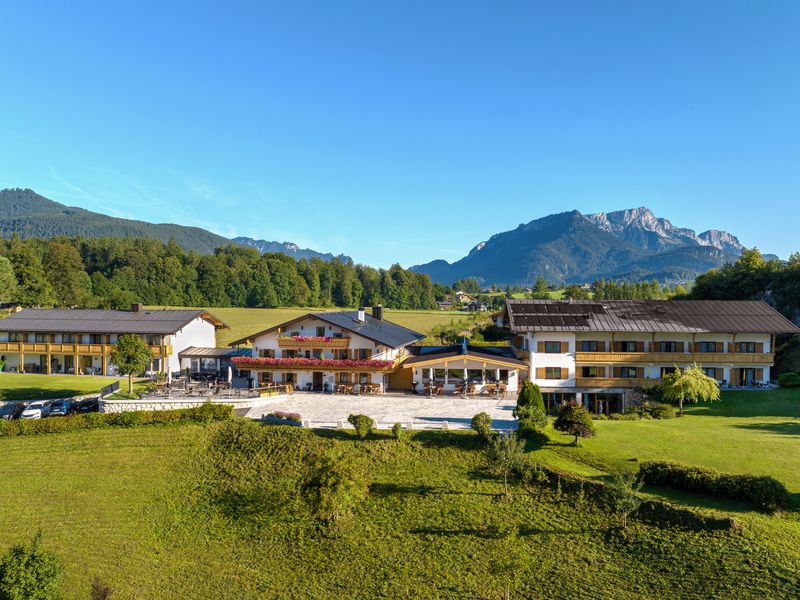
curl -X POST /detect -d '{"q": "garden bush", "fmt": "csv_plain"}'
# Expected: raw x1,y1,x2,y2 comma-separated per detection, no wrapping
391,422,405,441
638,461,789,512
610,413,639,421
554,404,596,446
649,403,677,420
0,404,233,437
347,414,375,439
470,412,493,441
0,532,61,600
778,372,800,388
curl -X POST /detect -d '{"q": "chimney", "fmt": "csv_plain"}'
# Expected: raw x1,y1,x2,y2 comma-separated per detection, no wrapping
131,303,143,313
357,307,366,323
371,305,383,321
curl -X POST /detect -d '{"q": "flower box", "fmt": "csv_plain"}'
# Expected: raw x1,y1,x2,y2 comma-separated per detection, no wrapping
232,357,394,370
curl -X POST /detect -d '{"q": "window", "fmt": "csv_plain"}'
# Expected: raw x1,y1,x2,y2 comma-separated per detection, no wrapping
660,367,676,377
34,333,48,343
433,369,446,382
545,367,563,379
357,348,370,360
702,367,717,378
312,349,322,359
620,367,638,378
359,373,369,384
737,342,756,353
284,373,296,384
338,372,350,384
283,349,297,358
658,342,680,353
89,334,103,344
581,366,600,378
260,372,272,384
258,349,275,358
146,335,162,345
544,341,562,353
335,349,348,360
9,333,21,342
447,369,464,382
290,331,300,337
580,341,599,352
468,369,483,383
499,370,509,384
696,342,717,353
619,341,638,352
200,358,217,372
316,326,326,337
484,370,497,383
61,334,75,343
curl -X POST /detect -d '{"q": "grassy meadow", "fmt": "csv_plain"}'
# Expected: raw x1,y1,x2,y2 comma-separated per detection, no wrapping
0,389,800,598
0,373,136,402
153,306,474,347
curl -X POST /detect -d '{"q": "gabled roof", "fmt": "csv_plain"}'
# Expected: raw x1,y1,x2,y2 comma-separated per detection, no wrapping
503,299,800,334
229,310,426,348
0,308,227,335
178,346,250,358
404,344,527,369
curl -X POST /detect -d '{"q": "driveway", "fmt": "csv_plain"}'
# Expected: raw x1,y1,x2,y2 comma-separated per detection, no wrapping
241,393,517,431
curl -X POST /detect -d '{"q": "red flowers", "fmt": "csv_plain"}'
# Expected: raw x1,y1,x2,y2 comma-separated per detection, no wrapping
232,356,394,369
278,335,336,343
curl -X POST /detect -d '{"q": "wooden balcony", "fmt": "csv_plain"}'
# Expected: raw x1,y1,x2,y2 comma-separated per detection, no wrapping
0,341,171,357
277,336,351,348
575,352,774,365
575,377,661,388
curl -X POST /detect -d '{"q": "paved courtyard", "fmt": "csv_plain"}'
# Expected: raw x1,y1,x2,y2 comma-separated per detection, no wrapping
241,392,517,430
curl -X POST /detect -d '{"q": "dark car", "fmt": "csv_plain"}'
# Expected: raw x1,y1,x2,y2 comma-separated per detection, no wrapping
0,403,24,420
49,400,71,417
72,398,99,414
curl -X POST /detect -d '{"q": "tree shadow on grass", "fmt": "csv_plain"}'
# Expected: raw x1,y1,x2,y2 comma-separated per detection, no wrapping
732,421,800,436
412,430,484,451
0,387,84,402
411,526,599,539
370,482,495,498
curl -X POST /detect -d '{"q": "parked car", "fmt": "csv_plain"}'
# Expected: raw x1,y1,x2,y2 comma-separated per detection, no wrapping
0,403,24,420
72,398,99,414
48,400,71,417
20,401,51,419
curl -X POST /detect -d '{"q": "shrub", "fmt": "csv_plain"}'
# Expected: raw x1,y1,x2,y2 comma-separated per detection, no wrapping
470,412,493,441
514,404,549,432
0,532,61,600
638,461,789,512
347,414,375,440
391,422,405,441
268,411,302,423
610,413,639,421
300,453,369,526
778,372,800,388
515,381,544,414
649,403,677,420
592,413,609,421
109,411,145,428
554,404,596,446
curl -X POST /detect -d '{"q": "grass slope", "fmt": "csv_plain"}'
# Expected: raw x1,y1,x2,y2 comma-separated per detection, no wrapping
154,306,470,347
0,422,799,598
0,373,134,402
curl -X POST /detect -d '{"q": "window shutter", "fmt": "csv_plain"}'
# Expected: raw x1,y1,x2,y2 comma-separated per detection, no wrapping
537,342,545,353
613,367,621,378
677,342,685,353
755,342,764,353
715,342,722,352
599,366,606,377
636,367,644,379
536,367,546,379
730,368,738,383
597,341,605,352
561,368,568,379
755,368,764,381
636,341,645,352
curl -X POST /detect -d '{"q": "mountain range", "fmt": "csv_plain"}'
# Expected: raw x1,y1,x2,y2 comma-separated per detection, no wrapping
410,207,752,286
0,188,348,261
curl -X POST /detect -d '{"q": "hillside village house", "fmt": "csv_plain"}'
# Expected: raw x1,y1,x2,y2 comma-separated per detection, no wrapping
499,299,800,414
0,305,226,376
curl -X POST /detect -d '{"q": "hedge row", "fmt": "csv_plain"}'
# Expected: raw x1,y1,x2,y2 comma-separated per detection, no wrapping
638,461,788,512
0,403,234,437
513,461,737,532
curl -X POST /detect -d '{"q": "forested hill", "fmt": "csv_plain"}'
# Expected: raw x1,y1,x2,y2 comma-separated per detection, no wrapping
0,235,438,311
0,188,230,254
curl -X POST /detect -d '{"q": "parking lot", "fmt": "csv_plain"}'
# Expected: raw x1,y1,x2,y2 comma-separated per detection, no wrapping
241,392,518,430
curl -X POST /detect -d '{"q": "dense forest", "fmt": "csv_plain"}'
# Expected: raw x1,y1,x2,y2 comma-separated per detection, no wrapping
0,235,439,310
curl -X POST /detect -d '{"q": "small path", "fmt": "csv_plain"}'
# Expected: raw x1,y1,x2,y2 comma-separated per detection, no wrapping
242,392,517,430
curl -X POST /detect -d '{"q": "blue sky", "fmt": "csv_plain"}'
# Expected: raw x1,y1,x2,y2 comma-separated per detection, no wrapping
1,1,798,267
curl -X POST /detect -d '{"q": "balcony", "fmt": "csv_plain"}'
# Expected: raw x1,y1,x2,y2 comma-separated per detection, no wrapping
277,336,351,348
232,356,395,372
575,352,774,365
575,377,661,388
0,341,171,357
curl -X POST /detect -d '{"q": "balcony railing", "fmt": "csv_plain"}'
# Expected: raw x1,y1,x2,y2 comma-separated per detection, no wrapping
0,341,171,357
277,336,351,348
575,377,661,388
575,352,774,365
232,356,394,371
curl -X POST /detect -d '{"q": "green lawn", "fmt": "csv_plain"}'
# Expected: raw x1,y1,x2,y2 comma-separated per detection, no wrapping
154,306,471,347
0,373,137,402
0,421,799,598
541,389,800,500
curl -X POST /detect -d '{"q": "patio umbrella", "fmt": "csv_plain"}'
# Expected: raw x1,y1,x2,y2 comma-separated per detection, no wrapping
227,365,233,384
166,369,172,385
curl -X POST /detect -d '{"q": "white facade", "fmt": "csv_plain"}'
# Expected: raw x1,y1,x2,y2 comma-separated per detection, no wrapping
168,317,218,374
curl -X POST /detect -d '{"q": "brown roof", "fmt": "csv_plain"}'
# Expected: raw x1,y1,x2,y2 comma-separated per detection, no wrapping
504,300,800,334
0,308,228,335
403,345,528,368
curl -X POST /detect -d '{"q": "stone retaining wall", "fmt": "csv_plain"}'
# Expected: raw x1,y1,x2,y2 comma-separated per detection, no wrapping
99,397,262,413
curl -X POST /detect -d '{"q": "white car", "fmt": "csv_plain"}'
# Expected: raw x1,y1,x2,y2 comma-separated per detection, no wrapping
20,401,51,419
